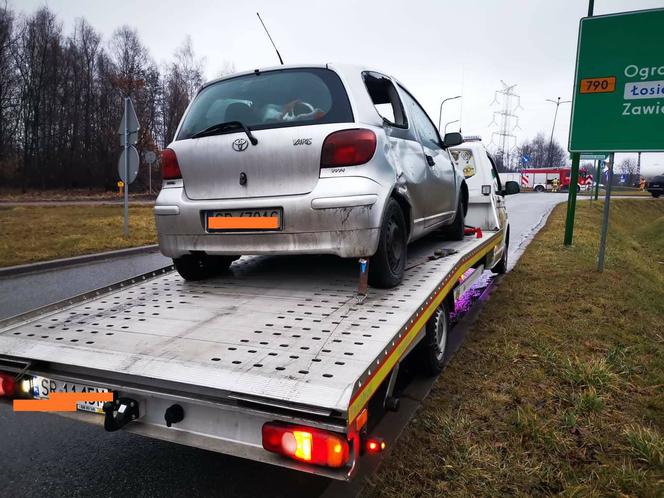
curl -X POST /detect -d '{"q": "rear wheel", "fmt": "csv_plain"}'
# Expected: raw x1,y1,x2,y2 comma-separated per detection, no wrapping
173,254,238,281
534,185,545,193
369,198,407,289
440,197,465,241
416,301,450,376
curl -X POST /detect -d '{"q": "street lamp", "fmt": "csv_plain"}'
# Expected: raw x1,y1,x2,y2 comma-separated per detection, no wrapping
438,95,462,132
545,97,571,165
444,119,460,134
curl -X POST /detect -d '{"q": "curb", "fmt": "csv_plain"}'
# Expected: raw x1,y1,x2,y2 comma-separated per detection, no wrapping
0,245,161,278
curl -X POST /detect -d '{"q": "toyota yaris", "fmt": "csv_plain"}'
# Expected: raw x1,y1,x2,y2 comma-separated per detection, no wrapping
156,64,468,288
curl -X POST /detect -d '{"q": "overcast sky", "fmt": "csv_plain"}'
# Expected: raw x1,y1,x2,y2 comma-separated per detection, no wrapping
15,0,664,176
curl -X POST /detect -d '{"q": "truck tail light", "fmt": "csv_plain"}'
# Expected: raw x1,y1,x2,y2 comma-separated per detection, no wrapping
262,422,349,468
0,372,16,398
321,129,376,168
161,148,182,180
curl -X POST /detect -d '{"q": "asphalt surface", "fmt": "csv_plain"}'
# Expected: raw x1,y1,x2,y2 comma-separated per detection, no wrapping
0,192,565,498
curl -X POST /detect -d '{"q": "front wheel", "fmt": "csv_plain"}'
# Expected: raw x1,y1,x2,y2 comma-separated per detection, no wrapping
416,301,451,376
492,237,509,274
369,198,407,289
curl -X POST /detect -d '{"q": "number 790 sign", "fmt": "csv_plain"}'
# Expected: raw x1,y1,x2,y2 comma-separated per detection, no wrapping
580,76,616,94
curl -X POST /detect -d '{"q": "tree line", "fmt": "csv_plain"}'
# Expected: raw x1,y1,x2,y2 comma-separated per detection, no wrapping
0,5,208,191
494,132,568,172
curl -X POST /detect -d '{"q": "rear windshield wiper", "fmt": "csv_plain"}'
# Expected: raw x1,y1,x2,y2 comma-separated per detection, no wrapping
190,120,258,145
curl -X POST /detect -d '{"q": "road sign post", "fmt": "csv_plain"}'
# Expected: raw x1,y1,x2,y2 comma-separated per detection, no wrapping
597,153,614,272
123,98,129,236
564,153,580,245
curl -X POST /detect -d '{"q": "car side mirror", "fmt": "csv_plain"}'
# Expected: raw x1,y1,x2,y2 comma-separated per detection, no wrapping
442,132,463,148
502,181,520,196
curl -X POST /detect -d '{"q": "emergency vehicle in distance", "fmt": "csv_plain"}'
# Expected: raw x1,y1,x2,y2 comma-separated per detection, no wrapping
500,167,592,192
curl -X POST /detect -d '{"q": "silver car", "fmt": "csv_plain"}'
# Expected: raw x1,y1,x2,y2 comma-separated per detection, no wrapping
155,64,468,288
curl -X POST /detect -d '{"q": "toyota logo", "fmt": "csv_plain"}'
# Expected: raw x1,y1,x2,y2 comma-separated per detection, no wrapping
232,138,249,152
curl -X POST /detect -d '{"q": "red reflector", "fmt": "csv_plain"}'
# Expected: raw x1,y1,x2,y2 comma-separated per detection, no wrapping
321,129,376,168
0,372,16,398
161,148,182,180
262,422,349,468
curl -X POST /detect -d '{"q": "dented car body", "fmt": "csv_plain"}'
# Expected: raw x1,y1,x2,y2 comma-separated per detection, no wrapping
155,64,466,286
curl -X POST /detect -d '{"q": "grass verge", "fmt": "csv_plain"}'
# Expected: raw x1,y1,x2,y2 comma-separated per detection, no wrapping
363,199,664,497
0,205,157,267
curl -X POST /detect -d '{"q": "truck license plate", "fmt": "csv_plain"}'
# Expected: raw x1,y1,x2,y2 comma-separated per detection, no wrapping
32,376,109,414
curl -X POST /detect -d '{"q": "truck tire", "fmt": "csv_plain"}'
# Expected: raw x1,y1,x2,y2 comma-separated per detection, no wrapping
534,185,545,193
492,237,509,274
440,197,465,241
416,301,450,376
369,198,407,289
174,254,237,281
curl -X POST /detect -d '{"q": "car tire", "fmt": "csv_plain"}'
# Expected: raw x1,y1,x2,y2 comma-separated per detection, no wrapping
492,237,509,274
534,185,545,193
173,254,238,281
415,301,450,376
369,198,407,289
440,197,465,241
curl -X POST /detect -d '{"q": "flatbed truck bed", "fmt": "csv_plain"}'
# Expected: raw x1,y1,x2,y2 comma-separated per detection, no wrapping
0,228,503,479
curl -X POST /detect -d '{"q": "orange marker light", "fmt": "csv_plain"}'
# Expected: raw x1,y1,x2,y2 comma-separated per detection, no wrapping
366,437,386,454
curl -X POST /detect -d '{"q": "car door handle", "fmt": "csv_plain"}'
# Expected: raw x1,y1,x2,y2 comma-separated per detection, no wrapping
425,155,435,167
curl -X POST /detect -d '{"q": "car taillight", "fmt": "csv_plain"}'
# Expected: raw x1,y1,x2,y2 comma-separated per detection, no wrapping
262,422,350,468
161,148,182,180
0,372,16,398
321,129,376,168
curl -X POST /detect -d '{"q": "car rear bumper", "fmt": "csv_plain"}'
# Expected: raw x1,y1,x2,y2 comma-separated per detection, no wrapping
154,177,389,258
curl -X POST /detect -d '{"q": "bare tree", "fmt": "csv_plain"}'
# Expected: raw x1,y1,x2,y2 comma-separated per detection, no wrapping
516,132,566,169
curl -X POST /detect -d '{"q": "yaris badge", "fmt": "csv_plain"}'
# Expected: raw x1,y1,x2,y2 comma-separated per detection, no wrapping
232,138,249,152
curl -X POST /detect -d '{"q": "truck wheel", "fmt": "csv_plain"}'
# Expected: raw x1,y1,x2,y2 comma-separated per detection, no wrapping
440,197,465,241
369,198,407,289
416,301,450,376
492,238,509,274
173,254,237,281
534,185,545,193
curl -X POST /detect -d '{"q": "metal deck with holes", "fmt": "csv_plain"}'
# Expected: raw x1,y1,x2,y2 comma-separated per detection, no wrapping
0,230,502,421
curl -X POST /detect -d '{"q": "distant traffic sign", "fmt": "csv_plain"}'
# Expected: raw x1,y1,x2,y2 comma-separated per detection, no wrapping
580,153,609,161
568,8,664,152
118,146,139,184
117,98,139,145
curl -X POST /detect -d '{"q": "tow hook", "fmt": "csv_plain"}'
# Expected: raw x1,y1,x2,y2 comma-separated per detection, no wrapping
102,397,140,432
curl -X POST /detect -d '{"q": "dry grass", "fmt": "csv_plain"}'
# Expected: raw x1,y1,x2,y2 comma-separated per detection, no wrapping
363,199,664,497
0,206,157,267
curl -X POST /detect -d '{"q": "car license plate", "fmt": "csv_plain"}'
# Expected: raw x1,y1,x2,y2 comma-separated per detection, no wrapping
32,376,109,414
206,208,282,232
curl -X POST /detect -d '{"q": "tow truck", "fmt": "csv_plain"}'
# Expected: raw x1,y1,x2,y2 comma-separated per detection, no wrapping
0,138,518,480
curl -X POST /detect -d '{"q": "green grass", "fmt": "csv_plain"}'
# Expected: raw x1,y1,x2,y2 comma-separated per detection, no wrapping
0,206,157,267
362,199,664,497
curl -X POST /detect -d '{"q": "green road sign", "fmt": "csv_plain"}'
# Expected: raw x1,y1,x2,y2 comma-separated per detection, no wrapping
568,8,664,153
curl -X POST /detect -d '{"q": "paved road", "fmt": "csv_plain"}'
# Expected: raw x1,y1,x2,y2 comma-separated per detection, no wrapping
0,193,564,498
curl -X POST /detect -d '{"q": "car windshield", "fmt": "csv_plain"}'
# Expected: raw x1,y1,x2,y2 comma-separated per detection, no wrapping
176,68,353,140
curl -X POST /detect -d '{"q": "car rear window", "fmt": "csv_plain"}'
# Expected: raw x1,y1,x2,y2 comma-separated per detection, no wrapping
176,68,353,140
